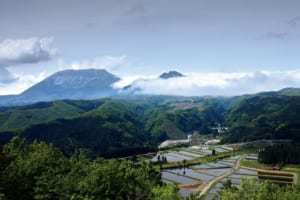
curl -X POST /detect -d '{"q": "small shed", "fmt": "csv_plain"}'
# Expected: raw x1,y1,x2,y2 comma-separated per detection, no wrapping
272,166,281,171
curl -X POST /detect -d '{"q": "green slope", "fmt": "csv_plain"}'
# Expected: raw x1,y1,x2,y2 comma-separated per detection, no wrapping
18,100,154,157
0,100,104,132
223,94,300,142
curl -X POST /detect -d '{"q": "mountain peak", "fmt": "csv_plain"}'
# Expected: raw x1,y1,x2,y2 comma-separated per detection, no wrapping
17,68,120,103
46,69,119,87
159,71,184,79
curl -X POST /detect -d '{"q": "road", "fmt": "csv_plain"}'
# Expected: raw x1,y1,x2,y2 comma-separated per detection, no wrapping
199,154,246,197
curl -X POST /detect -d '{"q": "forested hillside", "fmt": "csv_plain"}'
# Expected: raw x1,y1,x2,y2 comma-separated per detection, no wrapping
222,94,300,143
0,97,225,157
0,137,186,200
0,100,104,132
0,90,299,157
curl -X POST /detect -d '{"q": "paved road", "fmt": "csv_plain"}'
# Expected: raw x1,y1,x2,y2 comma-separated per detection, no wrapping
199,154,246,197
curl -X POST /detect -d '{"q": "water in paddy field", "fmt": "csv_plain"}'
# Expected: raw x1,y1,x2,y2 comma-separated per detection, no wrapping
167,168,215,181
200,168,232,176
161,171,197,184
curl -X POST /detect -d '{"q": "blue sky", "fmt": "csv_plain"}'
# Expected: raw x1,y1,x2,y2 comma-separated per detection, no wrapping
0,0,300,95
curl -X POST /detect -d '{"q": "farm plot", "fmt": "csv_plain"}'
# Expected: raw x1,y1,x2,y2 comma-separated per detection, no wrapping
246,154,258,160
221,146,234,151
214,147,229,153
151,152,194,162
200,168,232,176
176,150,204,158
201,149,213,154
167,168,215,181
236,168,258,175
161,171,197,184
191,164,215,169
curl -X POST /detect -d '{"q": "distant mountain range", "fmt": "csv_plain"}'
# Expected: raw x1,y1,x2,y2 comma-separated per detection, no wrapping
0,69,186,106
0,68,299,106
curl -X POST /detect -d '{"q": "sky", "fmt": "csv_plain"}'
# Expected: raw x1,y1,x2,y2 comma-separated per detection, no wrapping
0,0,300,95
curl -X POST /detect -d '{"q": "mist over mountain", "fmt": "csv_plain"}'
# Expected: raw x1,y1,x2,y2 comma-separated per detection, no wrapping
0,68,299,106
121,70,185,95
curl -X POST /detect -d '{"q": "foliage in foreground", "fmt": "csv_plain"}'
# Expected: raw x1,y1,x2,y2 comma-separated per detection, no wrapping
0,137,188,200
214,178,300,200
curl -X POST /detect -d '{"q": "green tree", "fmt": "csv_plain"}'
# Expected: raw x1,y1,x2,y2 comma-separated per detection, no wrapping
215,178,300,200
151,184,183,200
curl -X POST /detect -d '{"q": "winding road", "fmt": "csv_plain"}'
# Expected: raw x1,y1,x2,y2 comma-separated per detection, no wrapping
199,154,246,197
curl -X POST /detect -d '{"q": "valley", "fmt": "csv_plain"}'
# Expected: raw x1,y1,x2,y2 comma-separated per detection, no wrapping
0,88,299,199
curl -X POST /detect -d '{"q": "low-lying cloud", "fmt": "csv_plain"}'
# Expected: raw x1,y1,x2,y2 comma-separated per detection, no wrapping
115,70,300,96
0,37,57,67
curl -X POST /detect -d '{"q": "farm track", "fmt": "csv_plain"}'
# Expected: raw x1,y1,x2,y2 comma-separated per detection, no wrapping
199,154,246,197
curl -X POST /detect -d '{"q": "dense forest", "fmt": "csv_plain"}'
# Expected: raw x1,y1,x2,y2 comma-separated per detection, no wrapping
258,143,300,165
0,137,191,200
1,138,299,199
0,89,300,199
0,97,224,157
222,92,300,143
215,178,300,200
0,89,299,157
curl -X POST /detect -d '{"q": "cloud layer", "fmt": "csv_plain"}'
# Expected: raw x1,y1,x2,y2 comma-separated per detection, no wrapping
0,37,57,86
0,37,57,67
116,70,300,96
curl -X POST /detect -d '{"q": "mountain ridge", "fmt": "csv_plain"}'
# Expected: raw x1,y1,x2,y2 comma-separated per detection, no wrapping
0,69,120,106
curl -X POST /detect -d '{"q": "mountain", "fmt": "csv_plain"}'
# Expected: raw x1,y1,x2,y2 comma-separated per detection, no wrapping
122,70,185,94
222,94,300,143
278,87,300,96
0,69,120,106
159,71,184,79
0,100,104,132
0,92,299,157
0,97,225,156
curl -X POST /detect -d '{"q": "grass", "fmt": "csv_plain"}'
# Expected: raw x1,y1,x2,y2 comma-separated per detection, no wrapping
240,159,273,170
283,165,300,185
240,158,299,185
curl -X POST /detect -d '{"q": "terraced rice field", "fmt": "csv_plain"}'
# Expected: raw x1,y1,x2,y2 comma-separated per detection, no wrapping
167,168,215,181
161,171,197,183
200,168,232,176
205,166,295,199
157,145,236,196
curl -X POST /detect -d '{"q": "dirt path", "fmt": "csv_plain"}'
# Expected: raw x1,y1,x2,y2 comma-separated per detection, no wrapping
199,154,246,197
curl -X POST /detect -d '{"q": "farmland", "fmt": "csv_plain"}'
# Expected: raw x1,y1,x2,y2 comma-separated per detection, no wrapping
146,144,296,198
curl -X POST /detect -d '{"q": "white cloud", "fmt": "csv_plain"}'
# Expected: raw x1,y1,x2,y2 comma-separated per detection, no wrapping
112,74,157,88
0,37,57,88
0,72,47,95
0,37,57,67
59,55,126,71
115,70,300,96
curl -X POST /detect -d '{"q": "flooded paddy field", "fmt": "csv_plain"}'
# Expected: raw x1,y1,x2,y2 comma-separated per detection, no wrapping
204,167,295,199
166,168,215,181
161,171,197,183
159,150,294,199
